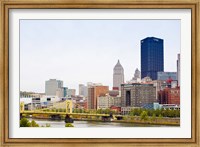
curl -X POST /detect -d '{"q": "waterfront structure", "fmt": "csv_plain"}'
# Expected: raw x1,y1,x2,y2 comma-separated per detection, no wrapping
157,72,177,81
113,60,124,90
161,104,180,110
45,79,63,96
97,94,121,109
141,37,164,80
121,83,157,107
79,84,88,97
110,106,121,113
177,54,180,86
121,107,139,115
153,103,179,110
87,85,109,109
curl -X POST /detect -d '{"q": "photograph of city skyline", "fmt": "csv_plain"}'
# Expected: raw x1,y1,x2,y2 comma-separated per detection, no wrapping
20,19,180,128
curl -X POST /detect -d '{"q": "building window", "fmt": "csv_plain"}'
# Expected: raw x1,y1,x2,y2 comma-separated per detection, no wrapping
126,91,131,106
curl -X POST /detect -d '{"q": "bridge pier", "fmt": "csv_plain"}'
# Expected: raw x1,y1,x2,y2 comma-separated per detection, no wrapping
20,113,23,120
115,116,123,120
65,114,74,123
50,114,61,120
101,116,111,121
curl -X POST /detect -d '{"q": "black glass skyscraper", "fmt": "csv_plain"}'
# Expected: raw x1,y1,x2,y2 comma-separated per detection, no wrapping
141,37,164,80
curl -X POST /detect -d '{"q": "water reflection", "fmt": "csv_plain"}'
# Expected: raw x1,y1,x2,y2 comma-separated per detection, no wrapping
28,118,174,128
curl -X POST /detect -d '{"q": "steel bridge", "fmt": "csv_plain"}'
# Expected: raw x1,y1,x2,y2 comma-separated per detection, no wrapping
20,110,111,117
20,101,123,121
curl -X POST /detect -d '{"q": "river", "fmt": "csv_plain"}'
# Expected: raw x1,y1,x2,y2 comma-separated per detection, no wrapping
28,118,174,127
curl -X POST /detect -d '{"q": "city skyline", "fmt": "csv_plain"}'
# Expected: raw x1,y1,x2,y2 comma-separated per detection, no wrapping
20,19,180,93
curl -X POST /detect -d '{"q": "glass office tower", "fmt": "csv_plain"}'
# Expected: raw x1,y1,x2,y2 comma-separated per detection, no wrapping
141,37,164,80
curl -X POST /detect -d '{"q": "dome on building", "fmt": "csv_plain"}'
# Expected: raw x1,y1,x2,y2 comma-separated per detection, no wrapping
134,68,141,78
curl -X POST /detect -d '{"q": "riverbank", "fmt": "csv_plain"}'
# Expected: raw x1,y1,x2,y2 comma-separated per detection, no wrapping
26,114,180,126
73,117,180,126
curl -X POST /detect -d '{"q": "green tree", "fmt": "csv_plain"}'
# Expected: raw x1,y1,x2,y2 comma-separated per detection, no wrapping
151,113,156,121
140,111,149,121
129,109,135,116
46,123,51,127
133,108,140,116
79,109,83,113
65,123,74,127
104,109,110,114
174,109,180,117
20,118,31,127
147,109,153,116
158,114,163,119
97,109,103,114
30,120,39,127
122,115,128,120
154,108,161,117
20,118,39,127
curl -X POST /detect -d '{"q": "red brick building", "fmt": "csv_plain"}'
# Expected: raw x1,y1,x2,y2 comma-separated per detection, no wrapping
158,87,180,105
87,86,109,109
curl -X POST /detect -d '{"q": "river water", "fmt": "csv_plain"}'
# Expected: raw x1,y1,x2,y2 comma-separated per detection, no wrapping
28,118,173,128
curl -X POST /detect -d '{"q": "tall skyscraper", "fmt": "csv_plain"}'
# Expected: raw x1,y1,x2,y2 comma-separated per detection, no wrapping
131,68,141,83
141,37,164,80
45,79,63,96
177,54,180,86
79,84,88,97
113,60,124,90
134,68,141,79
67,89,76,97
87,85,109,109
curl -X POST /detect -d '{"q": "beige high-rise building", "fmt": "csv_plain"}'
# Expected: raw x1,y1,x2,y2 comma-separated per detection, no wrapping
67,89,76,97
79,84,88,97
113,60,124,90
45,79,63,96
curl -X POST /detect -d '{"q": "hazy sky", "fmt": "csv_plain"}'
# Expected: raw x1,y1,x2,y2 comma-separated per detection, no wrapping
20,19,180,93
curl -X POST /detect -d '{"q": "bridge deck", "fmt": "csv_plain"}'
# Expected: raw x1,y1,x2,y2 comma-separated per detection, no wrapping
20,111,122,117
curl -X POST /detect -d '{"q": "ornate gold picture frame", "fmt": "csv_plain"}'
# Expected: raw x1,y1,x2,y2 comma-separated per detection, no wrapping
0,0,199,146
